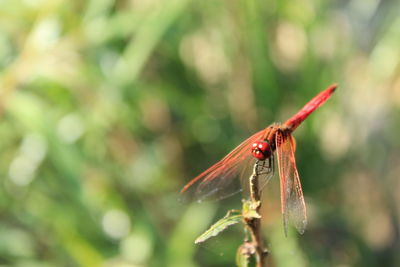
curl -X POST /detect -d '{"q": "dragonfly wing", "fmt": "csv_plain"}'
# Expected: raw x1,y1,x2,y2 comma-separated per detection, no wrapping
257,155,275,191
287,134,307,234
182,129,266,202
195,158,249,201
275,131,307,235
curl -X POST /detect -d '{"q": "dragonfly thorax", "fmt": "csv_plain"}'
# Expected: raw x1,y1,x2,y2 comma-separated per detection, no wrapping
251,141,272,160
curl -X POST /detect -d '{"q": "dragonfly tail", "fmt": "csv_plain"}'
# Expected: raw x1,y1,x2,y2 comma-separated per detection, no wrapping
284,84,337,131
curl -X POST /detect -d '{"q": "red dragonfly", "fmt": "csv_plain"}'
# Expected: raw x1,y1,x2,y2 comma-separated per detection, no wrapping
181,84,337,234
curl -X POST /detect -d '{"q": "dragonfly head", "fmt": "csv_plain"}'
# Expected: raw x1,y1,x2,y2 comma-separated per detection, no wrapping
251,141,272,160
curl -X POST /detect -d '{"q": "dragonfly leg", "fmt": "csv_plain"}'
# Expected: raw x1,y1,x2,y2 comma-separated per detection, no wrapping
255,157,273,175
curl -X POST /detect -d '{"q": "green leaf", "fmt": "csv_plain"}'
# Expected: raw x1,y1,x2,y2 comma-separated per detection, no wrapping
236,246,250,267
242,200,251,214
242,200,261,219
194,210,242,244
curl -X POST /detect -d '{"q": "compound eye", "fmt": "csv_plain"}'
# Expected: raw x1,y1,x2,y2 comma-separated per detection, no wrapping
251,141,271,160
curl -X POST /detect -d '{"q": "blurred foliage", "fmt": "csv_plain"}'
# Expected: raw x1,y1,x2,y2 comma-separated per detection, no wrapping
0,0,400,266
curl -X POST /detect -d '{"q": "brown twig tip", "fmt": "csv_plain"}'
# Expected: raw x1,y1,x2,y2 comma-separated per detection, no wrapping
240,162,268,267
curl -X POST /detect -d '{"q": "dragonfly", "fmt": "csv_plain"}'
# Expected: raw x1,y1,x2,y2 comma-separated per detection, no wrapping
181,84,337,235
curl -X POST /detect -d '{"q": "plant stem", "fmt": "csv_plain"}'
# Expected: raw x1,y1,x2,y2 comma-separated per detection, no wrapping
244,162,268,267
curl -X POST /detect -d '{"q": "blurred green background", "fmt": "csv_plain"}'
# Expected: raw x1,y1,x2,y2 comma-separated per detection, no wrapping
1,0,400,266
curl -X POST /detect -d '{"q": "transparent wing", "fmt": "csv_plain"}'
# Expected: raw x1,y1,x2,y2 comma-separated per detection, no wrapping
181,129,266,202
275,131,307,235
257,154,275,191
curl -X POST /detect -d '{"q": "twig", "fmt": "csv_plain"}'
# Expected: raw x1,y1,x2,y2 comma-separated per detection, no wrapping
242,162,268,267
